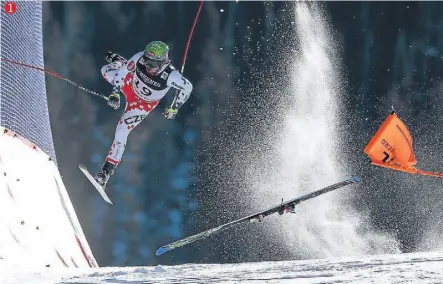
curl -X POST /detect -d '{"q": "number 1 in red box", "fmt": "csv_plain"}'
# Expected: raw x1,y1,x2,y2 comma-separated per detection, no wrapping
4,2,16,14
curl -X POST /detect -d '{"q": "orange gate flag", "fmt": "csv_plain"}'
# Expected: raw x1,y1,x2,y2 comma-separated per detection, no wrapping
364,111,443,178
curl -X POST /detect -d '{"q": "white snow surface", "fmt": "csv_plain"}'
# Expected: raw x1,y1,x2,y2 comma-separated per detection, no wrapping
2,250,443,283
0,127,97,270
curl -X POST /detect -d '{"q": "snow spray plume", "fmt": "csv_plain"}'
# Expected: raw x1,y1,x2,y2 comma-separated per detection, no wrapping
227,2,400,260
257,3,400,258
190,2,401,263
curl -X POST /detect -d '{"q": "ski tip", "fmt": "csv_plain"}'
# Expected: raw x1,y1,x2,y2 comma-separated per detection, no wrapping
78,163,87,170
156,247,169,256
101,191,114,205
352,176,361,183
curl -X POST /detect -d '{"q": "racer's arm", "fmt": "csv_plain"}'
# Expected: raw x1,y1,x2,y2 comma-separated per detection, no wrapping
111,51,143,89
107,52,143,110
166,70,193,110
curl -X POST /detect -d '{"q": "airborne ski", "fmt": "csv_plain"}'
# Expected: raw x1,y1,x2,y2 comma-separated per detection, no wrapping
78,164,113,205
156,176,361,256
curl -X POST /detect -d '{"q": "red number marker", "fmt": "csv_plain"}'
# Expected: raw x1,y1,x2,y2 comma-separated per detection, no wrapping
4,2,16,14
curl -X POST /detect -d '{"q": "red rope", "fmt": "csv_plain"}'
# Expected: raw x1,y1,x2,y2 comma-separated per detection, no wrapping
1,57,108,100
1,57,66,80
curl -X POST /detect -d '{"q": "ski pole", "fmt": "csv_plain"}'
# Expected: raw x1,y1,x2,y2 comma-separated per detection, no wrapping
1,57,109,101
169,0,204,109
180,0,204,74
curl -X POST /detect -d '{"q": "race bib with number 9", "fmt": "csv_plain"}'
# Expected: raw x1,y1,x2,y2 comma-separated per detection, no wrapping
133,76,152,98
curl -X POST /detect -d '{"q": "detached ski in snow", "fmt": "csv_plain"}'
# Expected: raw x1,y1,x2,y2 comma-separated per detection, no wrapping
78,164,113,205
156,176,361,256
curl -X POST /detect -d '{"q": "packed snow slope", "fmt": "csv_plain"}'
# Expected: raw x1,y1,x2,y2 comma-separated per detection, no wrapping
0,127,97,270
3,250,443,283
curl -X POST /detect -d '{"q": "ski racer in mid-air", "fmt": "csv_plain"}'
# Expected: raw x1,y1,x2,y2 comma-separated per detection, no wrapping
95,41,193,188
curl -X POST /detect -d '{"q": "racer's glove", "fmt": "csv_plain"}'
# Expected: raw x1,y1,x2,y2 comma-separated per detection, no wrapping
107,92,121,110
105,51,126,64
163,107,178,120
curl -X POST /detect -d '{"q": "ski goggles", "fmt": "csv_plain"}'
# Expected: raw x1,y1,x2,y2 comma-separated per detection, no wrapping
143,57,164,68
143,53,168,69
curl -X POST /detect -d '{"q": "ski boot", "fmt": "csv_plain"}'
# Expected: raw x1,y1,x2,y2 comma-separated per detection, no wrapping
94,161,116,188
105,51,126,64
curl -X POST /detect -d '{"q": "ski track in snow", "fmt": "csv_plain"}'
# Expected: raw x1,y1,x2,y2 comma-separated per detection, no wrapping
3,250,443,284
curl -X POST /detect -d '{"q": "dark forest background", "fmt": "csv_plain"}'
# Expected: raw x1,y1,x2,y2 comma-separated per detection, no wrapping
42,1,443,266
